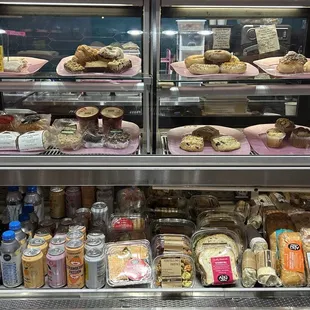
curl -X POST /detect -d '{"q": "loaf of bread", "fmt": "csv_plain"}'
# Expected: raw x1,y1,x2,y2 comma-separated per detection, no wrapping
300,228,310,286
278,232,306,287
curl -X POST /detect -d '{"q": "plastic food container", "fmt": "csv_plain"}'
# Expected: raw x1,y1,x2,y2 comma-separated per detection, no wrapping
146,188,182,198
151,219,196,238
108,231,147,242
189,195,220,220
151,234,192,257
110,214,146,231
106,239,152,287
147,207,188,219
116,187,145,214
153,254,195,288
192,227,244,263
101,106,124,133
197,210,244,228
75,106,99,133
176,20,206,32
147,196,188,210
0,115,16,132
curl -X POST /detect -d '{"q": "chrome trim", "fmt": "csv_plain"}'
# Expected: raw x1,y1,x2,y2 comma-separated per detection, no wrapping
0,0,143,6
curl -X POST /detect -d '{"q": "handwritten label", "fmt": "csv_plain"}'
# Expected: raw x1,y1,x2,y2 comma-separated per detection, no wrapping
4,30,26,37
255,25,280,54
212,28,231,49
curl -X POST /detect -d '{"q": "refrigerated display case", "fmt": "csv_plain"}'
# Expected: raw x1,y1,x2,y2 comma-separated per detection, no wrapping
0,0,310,309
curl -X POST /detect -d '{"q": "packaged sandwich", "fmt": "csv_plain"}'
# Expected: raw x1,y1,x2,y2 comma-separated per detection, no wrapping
289,211,310,231
242,249,257,288
110,214,146,231
234,200,250,223
0,131,19,151
15,114,51,133
17,130,55,152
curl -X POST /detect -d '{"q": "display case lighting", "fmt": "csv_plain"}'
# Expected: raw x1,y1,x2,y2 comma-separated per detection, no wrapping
175,5,306,8
0,2,130,6
197,30,213,36
162,30,178,36
127,30,143,35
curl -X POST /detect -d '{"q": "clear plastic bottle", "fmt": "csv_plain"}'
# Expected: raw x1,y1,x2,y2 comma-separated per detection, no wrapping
9,221,27,253
0,230,23,288
24,186,44,223
19,213,34,240
4,187,23,223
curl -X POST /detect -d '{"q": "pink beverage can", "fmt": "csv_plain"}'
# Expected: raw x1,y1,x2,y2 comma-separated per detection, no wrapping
49,236,66,252
46,247,66,288
65,187,81,218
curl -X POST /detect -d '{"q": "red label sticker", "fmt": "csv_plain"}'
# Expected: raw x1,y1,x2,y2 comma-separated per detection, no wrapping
112,218,133,231
211,256,234,285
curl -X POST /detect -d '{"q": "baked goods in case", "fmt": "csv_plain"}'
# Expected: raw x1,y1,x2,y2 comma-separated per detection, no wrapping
277,51,307,74
275,118,295,136
0,115,16,132
180,135,204,152
16,114,51,133
211,135,241,152
304,61,310,72
188,64,219,75
290,212,310,231
290,127,310,148
4,58,27,72
192,126,219,142
74,45,98,65
103,129,130,149
116,187,145,214
300,228,310,286
64,59,84,73
204,50,232,64
84,60,108,72
184,55,205,68
98,46,124,60
266,128,285,148
278,232,306,287
220,61,247,74
108,58,132,73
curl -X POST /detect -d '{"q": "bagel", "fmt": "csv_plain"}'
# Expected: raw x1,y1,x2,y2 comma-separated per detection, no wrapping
188,63,220,75
230,55,240,63
204,50,232,64
304,61,310,72
184,55,205,68
220,61,247,74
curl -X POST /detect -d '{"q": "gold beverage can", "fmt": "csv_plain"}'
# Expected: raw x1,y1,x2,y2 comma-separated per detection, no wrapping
65,239,85,288
50,187,66,219
22,247,44,288
81,186,96,208
34,231,53,245
28,237,48,275
66,230,84,243
69,225,86,240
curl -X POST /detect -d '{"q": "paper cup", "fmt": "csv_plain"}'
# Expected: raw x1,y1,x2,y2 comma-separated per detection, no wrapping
285,102,297,116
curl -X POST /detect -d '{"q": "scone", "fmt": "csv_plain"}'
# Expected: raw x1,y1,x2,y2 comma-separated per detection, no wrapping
277,51,307,74
290,127,310,148
192,126,220,142
188,64,219,75
266,128,285,148
180,135,204,152
98,46,124,60
211,135,241,152
304,61,310,72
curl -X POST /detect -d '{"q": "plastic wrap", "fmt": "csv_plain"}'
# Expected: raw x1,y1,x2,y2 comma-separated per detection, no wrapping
110,214,146,231
153,254,195,288
83,131,103,148
234,200,250,223
106,239,152,287
300,228,310,286
247,204,262,229
151,234,192,257
15,114,51,133
116,187,145,214
242,249,257,288
108,231,147,242
17,130,55,152
189,195,219,220
247,225,268,254
150,219,196,238
102,129,131,149
0,131,19,150
289,211,310,231
0,114,18,132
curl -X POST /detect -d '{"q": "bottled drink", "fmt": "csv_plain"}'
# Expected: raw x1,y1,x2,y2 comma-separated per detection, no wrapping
4,187,23,223
0,230,23,287
24,186,44,223
19,213,34,240
9,221,27,253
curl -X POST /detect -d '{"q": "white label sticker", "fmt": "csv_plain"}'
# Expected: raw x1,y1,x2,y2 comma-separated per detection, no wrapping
18,131,44,152
212,28,231,49
0,131,19,150
255,25,280,54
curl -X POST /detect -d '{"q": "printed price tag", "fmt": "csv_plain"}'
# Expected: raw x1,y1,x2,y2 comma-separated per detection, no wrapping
255,25,280,54
212,28,231,49
161,258,181,277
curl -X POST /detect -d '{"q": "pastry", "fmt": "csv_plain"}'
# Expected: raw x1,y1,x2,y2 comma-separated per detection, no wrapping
84,60,108,72
16,114,49,133
304,61,310,72
192,126,219,142
74,45,98,65
275,118,295,136
122,42,139,50
98,46,124,60
204,50,232,64
290,127,310,148
107,58,132,73
266,128,286,148
4,58,27,72
180,135,204,152
103,129,131,149
64,59,84,73
184,55,205,68
277,51,307,74
220,61,247,74
211,135,241,152
188,64,220,75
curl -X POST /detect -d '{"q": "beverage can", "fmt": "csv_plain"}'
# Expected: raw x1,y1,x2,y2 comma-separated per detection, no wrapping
81,187,96,208
56,217,73,234
91,202,108,227
50,187,65,219
87,232,105,244
22,247,44,288
28,237,48,275
85,248,105,289
65,187,81,218
66,230,84,243
46,247,66,288
49,236,66,251
66,239,84,288
39,219,57,235
34,231,53,245
69,225,86,240
85,238,104,253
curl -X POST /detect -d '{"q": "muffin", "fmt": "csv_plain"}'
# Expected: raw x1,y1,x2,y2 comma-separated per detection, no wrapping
290,127,310,148
192,126,220,142
275,118,295,137
266,128,286,148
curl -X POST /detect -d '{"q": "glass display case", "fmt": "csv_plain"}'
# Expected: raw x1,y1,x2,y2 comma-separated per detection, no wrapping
0,0,310,309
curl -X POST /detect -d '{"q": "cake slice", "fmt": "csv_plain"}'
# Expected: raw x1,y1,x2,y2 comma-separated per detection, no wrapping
211,135,241,152
84,60,108,72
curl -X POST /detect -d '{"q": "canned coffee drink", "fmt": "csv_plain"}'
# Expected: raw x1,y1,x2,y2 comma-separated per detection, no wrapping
85,238,104,253
28,237,48,275
49,236,66,251
47,247,66,288
65,187,81,218
85,248,105,289
49,187,65,219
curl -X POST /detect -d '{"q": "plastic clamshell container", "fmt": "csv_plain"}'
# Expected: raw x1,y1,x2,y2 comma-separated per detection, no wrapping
147,196,188,210
151,234,192,257
189,195,220,220
153,253,195,288
196,210,244,228
108,230,147,242
176,20,206,32
146,207,189,220
110,214,146,231
106,239,152,287
191,227,244,262
116,187,145,214
150,219,196,238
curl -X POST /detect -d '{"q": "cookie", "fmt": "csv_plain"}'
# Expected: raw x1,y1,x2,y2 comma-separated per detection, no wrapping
211,135,241,152
180,135,204,152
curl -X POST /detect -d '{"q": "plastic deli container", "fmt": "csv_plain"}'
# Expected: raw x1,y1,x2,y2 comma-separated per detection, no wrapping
176,20,206,32
150,219,196,238
116,187,145,214
189,195,220,220
151,234,192,257
106,239,152,287
153,254,195,288
147,196,188,210
108,231,147,242
110,214,146,231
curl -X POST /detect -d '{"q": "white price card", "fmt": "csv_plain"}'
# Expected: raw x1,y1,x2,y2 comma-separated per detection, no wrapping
212,28,231,49
255,25,280,55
